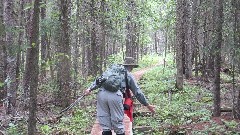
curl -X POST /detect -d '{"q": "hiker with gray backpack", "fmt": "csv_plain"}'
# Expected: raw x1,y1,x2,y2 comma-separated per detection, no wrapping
84,57,155,135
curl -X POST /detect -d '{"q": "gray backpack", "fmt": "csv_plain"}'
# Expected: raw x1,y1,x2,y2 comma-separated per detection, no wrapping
97,64,126,92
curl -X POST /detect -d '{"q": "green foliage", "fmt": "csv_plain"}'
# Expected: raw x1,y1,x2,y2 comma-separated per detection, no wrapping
138,54,160,68
6,123,25,135
106,53,123,66
24,2,34,10
223,120,238,129
38,79,58,93
0,81,4,87
54,108,95,134
40,125,52,135
221,73,232,83
135,53,213,133
106,53,160,70
7,123,18,135
198,119,240,135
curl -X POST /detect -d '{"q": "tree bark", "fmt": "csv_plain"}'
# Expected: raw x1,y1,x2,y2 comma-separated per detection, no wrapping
16,0,25,91
125,0,138,59
72,0,81,96
232,0,240,119
125,15,131,57
40,0,47,81
89,0,98,75
56,0,72,107
0,0,6,103
100,0,106,73
154,32,158,54
192,0,199,78
23,0,33,108
185,0,192,79
175,0,186,90
24,0,40,134
4,0,18,115
212,0,223,117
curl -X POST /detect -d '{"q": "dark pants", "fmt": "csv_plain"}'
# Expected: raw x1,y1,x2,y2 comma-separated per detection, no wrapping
102,130,125,135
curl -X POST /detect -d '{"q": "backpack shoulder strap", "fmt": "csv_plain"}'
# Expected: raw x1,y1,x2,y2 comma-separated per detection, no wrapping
124,70,131,98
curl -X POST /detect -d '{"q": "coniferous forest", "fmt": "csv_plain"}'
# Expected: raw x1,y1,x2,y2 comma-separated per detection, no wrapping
0,0,240,134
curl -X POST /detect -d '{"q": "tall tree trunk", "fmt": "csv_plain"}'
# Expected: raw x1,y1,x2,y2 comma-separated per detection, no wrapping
90,0,98,75
154,32,158,54
232,0,240,119
185,0,192,79
16,0,25,90
163,29,168,74
132,22,138,59
206,0,215,80
46,35,53,79
192,0,199,78
125,16,131,57
125,0,138,59
24,0,40,134
4,0,18,115
72,0,81,96
0,0,6,103
175,0,186,90
136,22,140,61
100,0,106,73
23,0,33,108
212,0,223,117
56,0,71,107
40,0,47,81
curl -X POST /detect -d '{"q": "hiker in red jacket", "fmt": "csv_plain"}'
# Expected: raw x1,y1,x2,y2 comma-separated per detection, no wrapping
84,57,155,135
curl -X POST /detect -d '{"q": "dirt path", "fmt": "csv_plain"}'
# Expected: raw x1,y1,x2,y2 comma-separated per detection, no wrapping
90,66,156,135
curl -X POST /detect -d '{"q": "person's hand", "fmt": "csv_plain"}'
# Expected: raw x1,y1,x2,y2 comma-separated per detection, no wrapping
84,88,92,96
146,105,155,114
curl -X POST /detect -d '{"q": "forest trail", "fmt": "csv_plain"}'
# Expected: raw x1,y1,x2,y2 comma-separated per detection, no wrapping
90,64,158,135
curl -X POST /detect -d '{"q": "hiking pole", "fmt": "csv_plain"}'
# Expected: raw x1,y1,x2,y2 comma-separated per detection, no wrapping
60,94,86,114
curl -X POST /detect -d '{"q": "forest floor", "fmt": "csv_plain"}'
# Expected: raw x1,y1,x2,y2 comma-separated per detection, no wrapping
0,60,240,135
179,77,240,134
90,62,240,134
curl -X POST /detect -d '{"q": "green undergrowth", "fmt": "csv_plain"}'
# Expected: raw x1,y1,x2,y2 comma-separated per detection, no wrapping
107,53,160,70
52,108,95,135
36,106,96,135
134,54,213,134
137,54,160,68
